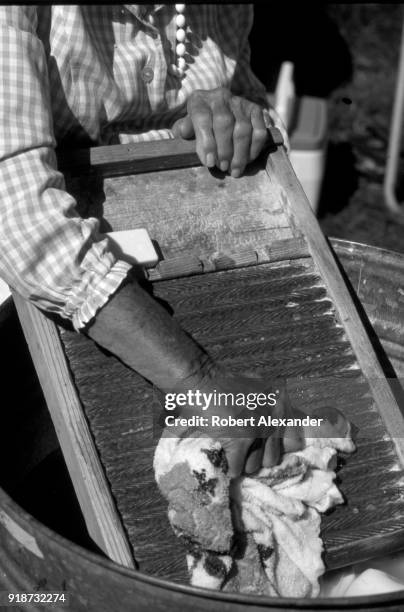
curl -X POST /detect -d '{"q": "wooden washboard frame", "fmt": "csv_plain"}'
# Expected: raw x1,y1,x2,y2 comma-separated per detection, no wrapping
12,128,404,575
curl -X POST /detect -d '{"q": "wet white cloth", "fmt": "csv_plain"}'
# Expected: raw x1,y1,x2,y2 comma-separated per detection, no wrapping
321,553,404,597
154,430,355,597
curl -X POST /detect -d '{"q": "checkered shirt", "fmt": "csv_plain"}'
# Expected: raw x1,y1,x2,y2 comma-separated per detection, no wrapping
0,4,273,330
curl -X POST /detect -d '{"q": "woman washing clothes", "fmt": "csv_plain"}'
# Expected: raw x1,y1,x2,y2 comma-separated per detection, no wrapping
0,4,375,598
0,3,345,473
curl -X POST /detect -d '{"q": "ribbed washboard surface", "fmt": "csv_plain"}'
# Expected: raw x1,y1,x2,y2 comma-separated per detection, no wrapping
60,258,404,581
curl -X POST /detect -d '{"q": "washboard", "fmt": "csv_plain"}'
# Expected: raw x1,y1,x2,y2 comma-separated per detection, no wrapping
13,129,404,581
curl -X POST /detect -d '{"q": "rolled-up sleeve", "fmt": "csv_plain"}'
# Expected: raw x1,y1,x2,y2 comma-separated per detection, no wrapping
0,6,131,330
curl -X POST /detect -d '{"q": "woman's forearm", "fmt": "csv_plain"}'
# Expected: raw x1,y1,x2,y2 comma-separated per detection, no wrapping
85,279,213,392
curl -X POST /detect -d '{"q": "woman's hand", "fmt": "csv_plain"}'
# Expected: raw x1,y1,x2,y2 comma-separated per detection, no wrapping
161,366,303,478
172,87,269,178
161,364,353,478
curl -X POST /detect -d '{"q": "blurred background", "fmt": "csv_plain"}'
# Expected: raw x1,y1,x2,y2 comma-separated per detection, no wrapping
250,3,404,254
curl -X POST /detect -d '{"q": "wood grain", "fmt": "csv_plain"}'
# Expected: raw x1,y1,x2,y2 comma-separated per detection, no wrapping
59,261,404,579
58,138,200,178
266,141,404,464
57,127,283,178
65,159,300,263
145,237,309,281
12,292,135,569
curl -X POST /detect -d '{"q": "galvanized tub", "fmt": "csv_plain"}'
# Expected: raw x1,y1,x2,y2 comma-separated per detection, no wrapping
0,238,404,612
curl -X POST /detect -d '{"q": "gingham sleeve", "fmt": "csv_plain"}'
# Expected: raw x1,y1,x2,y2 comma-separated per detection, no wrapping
0,6,131,330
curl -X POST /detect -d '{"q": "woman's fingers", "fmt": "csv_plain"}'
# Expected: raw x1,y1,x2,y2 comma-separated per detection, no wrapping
212,97,235,172
223,438,251,478
171,114,195,140
310,406,350,439
262,435,281,468
283,425,304,454
250,104,268,161
188,94,217,167
244,438,264,474
184,87,267,175
229,97,253,177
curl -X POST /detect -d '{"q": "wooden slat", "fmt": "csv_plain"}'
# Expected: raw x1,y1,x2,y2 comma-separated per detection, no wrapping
266,139,404,464
57,127,283,178
146,237,309,281
12,291,135,569
58,138,199,178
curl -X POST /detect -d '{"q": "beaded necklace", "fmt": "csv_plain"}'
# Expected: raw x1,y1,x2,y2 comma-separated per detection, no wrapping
170,4,187,78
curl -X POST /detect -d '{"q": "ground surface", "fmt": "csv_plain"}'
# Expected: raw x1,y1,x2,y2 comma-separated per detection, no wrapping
320,4,404,253
251,3,404,255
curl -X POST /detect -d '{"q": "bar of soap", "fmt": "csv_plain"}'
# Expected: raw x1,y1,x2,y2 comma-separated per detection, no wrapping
106,229,159,268
0,278,10,304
